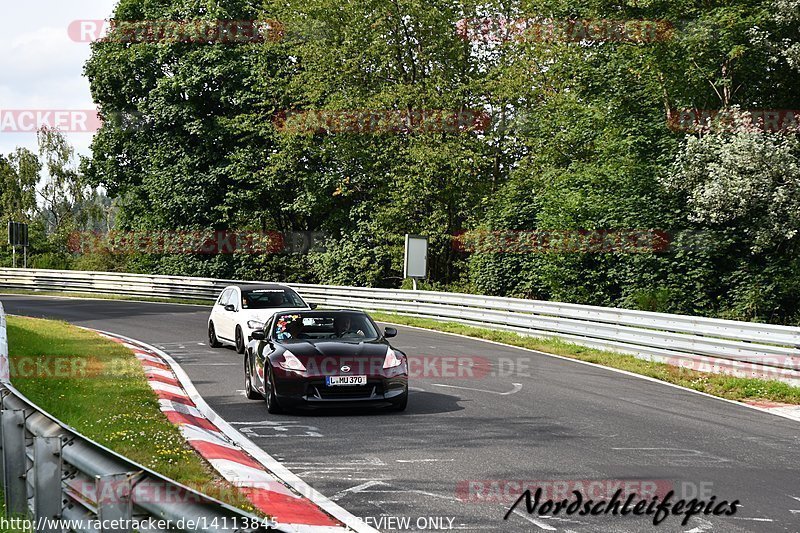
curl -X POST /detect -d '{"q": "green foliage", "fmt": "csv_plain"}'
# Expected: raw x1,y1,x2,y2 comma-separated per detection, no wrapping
66,0,800,323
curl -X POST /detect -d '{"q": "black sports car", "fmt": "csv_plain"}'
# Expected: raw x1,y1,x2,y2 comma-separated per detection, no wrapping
243,309,409,412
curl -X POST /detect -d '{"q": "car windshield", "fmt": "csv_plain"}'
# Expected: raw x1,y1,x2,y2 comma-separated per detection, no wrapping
274,312,378,341
241,288,306,310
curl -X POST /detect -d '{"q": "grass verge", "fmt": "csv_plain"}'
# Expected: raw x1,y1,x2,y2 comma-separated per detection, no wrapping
5,316,254,511
0,492,30,533
371,312,800,405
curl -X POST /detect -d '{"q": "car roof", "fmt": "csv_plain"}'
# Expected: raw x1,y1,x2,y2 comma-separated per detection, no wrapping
231,284,294,291
275,309,367,315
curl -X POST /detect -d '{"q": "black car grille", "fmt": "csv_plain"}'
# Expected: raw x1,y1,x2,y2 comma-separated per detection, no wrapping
308,381,384,400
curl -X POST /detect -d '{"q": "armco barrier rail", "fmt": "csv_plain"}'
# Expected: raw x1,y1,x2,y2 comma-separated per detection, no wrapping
0,268,799,385
0,301,282,533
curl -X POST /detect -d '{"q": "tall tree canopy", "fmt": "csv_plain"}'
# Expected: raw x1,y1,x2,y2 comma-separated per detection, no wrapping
82,0,800,322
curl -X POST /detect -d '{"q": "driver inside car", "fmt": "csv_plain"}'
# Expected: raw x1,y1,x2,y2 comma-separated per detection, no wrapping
333,315,365,338
285,319,310,339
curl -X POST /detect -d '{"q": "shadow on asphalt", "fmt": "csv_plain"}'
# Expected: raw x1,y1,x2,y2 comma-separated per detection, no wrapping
286,390,465,417
202,389,465,418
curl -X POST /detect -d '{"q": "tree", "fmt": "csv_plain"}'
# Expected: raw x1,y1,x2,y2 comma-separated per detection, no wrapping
661,110,800,322
0,148,40,223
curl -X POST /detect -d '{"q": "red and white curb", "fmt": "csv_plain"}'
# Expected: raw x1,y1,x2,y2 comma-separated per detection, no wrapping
94,329,379,533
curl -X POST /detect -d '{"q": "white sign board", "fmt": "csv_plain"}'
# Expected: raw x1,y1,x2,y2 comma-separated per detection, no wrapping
404,235,428,279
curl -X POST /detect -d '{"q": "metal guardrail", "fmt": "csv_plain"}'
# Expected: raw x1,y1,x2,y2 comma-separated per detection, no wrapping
0,268,798,379
0,301,280,533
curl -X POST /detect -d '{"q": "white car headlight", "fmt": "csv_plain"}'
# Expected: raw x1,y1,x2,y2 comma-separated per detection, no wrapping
383,347,403,369
279,350,307,371
247,320,265,330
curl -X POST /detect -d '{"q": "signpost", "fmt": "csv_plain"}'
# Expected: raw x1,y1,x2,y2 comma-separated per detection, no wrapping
7,222,29,268
403,234,428,291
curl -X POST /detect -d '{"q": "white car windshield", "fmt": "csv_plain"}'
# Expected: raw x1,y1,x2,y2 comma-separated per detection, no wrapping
241,288,306,310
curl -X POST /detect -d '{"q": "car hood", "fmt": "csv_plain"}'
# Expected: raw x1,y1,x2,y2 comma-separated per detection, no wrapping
281,339,391,359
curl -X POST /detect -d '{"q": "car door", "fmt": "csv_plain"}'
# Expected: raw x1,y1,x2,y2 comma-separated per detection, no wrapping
254,316,278,393
216,288,235,342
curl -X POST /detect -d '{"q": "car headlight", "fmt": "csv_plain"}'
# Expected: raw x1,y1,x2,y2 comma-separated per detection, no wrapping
247,320,264,330
279,350,306,371
383,347,403,369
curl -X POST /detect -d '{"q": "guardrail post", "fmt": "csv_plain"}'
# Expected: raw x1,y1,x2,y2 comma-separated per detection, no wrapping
34,436,63,531
0,394,5,483
97,473,133,533
2,409,28,516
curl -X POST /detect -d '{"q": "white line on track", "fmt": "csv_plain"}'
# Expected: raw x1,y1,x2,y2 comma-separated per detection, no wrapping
395,459,454,463
330,481,385,502
684,516,713,532
512,509,557,531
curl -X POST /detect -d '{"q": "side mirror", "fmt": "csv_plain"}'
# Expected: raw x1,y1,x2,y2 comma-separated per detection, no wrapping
384,327,398,338
224,304,236,312
309,303,318,310
251,330,266,341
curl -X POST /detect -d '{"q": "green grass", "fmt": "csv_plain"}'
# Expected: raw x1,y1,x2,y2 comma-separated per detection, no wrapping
0,493,30,533
0,288,211,307
5,316,255,511
371,312,800,405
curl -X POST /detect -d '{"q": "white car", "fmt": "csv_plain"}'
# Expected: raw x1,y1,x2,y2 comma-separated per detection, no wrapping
208,284,313,353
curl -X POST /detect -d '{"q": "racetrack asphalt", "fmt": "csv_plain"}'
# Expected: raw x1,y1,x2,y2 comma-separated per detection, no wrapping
2,294,798,533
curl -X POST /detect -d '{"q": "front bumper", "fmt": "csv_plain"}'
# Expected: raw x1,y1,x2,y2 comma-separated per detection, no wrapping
273,371,408,409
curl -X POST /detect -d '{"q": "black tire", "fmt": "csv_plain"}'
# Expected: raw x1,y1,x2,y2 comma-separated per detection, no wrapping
235,326,245,354
208,322,222,348
244,353,262,400
265,365,283,414
390,392,408,412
